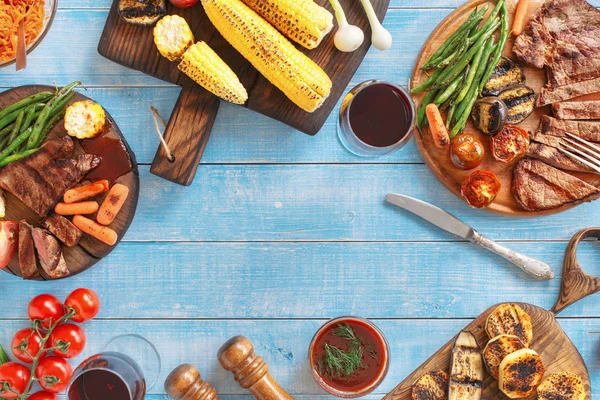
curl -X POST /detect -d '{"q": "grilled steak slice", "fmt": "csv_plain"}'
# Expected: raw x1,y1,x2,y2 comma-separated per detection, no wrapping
513,158,600,211
32,228,69,279
538,77,600,106
553,101,600,120
541,116,600,142
40,215,82,247
0,137,100,217
528,139,596,174
18,221,39,280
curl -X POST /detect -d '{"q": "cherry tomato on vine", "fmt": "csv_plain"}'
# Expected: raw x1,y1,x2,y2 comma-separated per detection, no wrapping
28,294,65,330
461,170,502,208
0,362,31,399
65,289,100,323
27,391,58,400
11,328,46,363
49,324,86,358
35,356,72,394
490,125,529,163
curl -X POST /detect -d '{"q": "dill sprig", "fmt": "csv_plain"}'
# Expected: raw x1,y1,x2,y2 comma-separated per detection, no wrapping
317,323,368,378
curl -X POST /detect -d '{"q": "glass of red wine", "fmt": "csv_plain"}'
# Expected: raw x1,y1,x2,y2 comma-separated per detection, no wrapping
338,80,416,157
66,334,161,400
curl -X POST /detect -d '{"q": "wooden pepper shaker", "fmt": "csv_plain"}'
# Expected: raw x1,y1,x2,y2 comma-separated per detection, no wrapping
164,364,219,400
218,336,294,400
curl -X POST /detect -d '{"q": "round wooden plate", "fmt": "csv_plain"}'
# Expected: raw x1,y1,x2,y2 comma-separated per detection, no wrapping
411,0,600,216
0,85,139,280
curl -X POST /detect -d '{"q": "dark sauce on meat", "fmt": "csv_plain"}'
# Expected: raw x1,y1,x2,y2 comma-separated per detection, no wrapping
80,120,132,183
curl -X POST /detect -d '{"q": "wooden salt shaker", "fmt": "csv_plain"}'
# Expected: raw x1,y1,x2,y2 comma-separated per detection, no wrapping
218,336,294,400
164,364,219,400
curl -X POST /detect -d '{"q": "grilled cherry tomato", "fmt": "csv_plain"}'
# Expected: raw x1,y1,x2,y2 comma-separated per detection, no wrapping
28,391,59,400
65,288,100,323
49,324,86,358
11,328,46,363
0,362,31,399
490,125,529,163
35,356,72,394
0,221,18,270
28,294,65,330
461,170,502,208
450,134,485,170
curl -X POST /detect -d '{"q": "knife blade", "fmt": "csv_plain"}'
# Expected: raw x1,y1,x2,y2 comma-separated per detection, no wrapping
386,194,555,280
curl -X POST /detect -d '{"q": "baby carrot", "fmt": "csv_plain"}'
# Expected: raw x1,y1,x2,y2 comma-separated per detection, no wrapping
425,104,450,148
64,180,110,203
55,201,99,215
97,183,129,226
512,0,531,36
73,215,118,246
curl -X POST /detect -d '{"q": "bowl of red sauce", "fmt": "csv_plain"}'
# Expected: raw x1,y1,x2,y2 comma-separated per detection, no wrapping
308,317,390,398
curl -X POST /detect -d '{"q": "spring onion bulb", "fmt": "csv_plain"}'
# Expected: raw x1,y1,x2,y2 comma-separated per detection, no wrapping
358,0,392,51
328,0,364,52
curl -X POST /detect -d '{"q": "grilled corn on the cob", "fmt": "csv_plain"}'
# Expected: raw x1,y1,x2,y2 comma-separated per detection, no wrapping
64,100,106,140
202,0,332,112
178,42,248,104
239,0,333,50
154,15,194,61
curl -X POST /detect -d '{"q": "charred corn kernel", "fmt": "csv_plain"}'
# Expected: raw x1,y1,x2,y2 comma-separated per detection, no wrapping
64,100,106,140
202,0,332,113
240,0,333,50
178,42,248,104
154,15,194,61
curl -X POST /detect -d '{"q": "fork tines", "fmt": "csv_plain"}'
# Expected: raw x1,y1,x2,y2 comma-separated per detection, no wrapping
558,132,600,174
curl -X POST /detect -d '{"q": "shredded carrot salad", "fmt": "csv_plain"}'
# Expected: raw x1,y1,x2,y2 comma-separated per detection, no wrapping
0,0,45,62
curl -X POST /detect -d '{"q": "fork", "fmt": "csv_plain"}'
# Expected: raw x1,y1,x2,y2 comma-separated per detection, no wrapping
558,132,600,174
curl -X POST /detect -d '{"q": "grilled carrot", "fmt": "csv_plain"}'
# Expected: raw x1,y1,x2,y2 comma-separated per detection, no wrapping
97,184,129,226
425,104,450,148
64,180,110,203
512,0,531,36
73,215,118,246
55,201,99,215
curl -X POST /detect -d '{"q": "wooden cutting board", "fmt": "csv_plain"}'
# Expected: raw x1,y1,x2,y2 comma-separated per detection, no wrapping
98,0,389,186
384,228,600,400
411,0,600,216
0,85,139,281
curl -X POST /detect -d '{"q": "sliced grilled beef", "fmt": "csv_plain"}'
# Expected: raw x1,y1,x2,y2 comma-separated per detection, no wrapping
553,101,600,120
541,116,600,142
40,215,82,247
18,221,39,280
513,158,600,211
538,77,600,106
0,137,100,217
527,139,596,174
32,228,69,279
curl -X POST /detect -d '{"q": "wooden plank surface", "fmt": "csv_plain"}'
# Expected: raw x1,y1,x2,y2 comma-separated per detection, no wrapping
0,0,599,398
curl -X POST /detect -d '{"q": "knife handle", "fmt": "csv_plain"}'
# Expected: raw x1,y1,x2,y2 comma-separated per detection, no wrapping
471,232,555,280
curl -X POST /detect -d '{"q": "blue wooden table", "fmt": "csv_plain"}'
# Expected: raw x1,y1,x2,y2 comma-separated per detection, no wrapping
1,1,599,398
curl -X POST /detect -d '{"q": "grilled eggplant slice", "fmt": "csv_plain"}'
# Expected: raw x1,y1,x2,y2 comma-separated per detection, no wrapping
538,373,587,400
471,97,508,136
498,85,536,125
482,57,525,96
412,370,449,400
485,303,533,346
448,331,483,400
482,334,526,380
119,0,166,26
498,348,545,399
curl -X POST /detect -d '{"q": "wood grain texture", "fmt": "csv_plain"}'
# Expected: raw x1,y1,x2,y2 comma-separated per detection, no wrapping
0,85,139,280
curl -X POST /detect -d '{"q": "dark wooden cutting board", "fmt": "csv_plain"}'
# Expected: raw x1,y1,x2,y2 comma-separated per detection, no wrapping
384,228,600,400
98,0,390,185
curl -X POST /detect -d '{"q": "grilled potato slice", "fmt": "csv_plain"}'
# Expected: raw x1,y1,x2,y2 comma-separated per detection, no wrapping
498,348,544,399
538,372,587,400
412,370,449,400
483,334,526,380
448,331,483,400
485,303,533,347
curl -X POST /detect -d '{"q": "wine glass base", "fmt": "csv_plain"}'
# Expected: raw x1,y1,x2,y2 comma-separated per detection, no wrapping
104,334,161,391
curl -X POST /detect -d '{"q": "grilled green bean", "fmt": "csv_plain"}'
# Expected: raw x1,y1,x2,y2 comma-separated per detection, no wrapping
434,73,464,105
455,38,490,104
0,126,33,162
7,110,25,145
0,148,39,168
0,91,53,121
417,89,439,129
479,2,509,95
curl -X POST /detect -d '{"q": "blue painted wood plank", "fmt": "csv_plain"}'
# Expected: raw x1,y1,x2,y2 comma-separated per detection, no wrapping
0,319,597,395
0,242,598,319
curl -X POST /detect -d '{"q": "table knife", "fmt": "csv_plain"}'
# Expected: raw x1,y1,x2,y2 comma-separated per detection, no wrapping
385,194,555,280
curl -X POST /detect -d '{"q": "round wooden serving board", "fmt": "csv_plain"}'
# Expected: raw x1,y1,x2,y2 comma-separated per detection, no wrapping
384,228,600,400
411,0,600,217
0,85,139,280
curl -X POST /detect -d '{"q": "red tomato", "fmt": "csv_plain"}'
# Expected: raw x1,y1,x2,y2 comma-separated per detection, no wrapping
0,221,18,269
0,362,31,399
49,324,86,359
461,170,502,208
65,289,100,323
490,125,529,163
35,357,72,394
11,328,46,363
450,134,485,170
28,294,65,330
170,0,199,7
27,392,58,400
